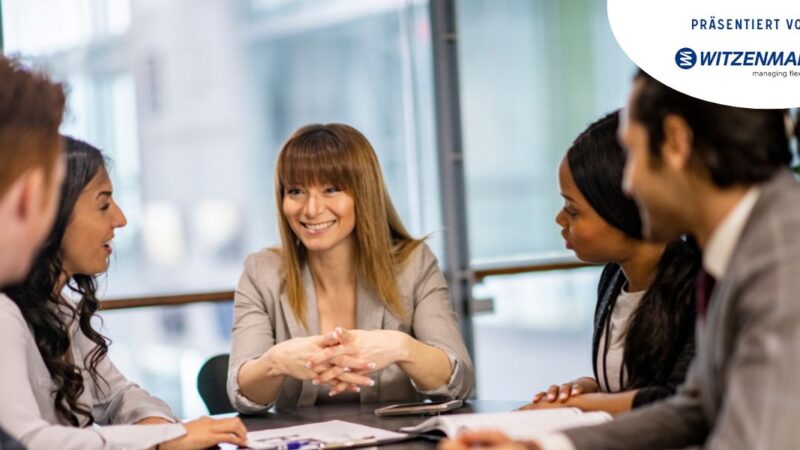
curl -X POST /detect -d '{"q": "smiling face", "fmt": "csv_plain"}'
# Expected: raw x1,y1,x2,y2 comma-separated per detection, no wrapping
282,183,356,256
555,157,633,264
61,167,127,277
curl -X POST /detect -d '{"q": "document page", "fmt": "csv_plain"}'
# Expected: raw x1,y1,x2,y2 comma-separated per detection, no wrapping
246,420,408,449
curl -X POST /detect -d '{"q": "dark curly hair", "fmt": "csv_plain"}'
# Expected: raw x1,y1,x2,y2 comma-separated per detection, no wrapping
4,137,110,426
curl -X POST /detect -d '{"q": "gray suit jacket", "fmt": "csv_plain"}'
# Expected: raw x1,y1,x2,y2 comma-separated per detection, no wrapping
227,243,473,413
565,170,800,449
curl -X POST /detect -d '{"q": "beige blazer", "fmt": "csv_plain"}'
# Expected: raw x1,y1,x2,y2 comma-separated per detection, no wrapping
227,243,473,412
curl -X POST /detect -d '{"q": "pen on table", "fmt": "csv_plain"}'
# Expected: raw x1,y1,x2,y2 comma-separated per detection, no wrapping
252,434,300,443
248,434,304,450
285,438,318,450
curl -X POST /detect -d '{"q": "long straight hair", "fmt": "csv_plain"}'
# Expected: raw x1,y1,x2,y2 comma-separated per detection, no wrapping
568,111,700,389
274,124,423,327
4,137,110,426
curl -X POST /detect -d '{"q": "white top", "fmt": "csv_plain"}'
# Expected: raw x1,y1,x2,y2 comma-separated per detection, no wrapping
537,186,762,450
0,294,186,450
532,289,644,450
595,289,645,393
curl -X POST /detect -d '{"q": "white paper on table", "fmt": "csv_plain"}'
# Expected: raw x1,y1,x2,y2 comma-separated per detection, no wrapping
246,420,408,449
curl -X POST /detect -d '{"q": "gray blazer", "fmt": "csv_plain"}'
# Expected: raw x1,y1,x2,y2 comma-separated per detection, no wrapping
565,170,800,449
227,243,473,412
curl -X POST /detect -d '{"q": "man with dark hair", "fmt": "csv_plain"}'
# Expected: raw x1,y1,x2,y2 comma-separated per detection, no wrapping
441,73,800,449
0,55,66,450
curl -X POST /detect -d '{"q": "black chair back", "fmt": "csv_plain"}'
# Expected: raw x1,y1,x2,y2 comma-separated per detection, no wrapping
197,353,234,414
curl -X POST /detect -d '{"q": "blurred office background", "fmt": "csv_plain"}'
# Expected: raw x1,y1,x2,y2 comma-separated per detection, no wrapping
1,0,633,418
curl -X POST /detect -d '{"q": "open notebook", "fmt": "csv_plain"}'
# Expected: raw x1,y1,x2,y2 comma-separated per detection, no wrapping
400,408,612,440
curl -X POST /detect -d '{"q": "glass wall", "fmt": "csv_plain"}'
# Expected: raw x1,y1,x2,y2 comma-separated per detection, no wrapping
2,0,440,300
2,0,440,418
100,302,233,418
457,0,634,396
473,267,600,400
458,0,633,262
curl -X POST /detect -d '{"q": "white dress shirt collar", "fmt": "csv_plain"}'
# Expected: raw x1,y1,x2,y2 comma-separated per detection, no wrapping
703,187,760,279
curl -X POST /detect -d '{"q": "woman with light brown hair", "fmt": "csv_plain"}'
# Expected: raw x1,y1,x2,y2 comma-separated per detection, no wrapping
227,123,473,411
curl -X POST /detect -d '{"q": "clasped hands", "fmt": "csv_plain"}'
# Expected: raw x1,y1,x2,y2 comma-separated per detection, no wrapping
268,327,408,396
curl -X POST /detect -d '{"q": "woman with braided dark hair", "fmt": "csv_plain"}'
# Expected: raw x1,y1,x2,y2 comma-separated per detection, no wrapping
0,137,247,450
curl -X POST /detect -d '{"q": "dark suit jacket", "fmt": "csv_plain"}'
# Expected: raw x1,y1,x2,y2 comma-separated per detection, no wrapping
566,170,800,449
592,262,696,408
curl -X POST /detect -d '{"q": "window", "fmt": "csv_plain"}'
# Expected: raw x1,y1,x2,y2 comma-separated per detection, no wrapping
458,0,633,261
2,0,635,413
457,0,634,396
3,0,440,417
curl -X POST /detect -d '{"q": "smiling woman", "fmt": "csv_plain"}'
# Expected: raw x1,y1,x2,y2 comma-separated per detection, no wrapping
282,184,356,257
0,137,247,450
228,123,474,412
60,155,128,277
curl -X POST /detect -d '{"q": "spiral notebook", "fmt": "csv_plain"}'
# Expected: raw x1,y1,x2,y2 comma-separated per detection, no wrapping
400,408,612,440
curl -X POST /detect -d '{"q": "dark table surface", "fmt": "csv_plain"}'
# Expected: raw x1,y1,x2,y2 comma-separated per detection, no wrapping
234,400,528,450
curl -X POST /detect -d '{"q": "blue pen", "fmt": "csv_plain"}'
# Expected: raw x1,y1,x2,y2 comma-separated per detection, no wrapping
285,439,318,450
249,434,303,450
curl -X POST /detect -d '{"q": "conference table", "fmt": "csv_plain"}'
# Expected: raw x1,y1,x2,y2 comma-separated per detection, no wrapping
234,400,528,450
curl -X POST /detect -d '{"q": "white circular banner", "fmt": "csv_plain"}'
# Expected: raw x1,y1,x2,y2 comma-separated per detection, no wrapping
608,0,800,108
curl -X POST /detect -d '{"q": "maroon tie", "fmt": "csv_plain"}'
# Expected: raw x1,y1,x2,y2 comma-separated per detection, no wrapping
696,269,717,323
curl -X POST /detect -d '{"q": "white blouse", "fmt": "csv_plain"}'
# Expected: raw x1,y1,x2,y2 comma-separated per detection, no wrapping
595,288,644,393
0,294,186,450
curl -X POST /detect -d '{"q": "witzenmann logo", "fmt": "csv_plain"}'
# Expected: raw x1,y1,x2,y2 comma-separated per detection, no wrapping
675,48,697,69
674,49,800,68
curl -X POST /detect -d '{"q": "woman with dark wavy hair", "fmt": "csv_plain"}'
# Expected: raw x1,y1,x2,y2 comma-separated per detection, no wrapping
0,137,247,450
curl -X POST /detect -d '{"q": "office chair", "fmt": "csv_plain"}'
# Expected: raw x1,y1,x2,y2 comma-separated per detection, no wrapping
197,353,235,414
